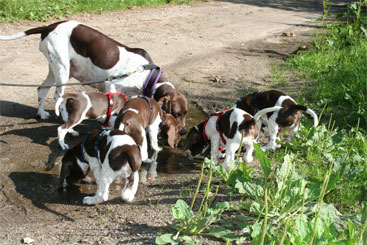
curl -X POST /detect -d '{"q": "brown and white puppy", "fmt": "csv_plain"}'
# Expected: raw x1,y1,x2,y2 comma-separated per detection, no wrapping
56,91,128,150
184,107,281,169
0,21,188,135
234,90,318,151
114,96,180,163
59,129,141,205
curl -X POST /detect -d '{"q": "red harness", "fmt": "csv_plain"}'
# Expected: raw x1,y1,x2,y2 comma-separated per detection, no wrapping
102,92,128,127
202,109,230,153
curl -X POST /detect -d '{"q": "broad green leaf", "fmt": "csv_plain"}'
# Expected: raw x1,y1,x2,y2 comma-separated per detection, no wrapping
235,180,264,199
155,233,179,245
182,236,200,245
347,219,355,239
254,144,271,179
250,222,262,239
171,200,193,224
209,227,238,242
295,214,309,240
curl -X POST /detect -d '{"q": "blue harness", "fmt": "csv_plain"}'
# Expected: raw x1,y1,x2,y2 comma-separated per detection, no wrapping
80,129,108,163
235,91,259,113
139,96,153,123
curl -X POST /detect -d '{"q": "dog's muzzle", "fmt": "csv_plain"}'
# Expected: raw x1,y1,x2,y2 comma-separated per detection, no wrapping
179,126,187,135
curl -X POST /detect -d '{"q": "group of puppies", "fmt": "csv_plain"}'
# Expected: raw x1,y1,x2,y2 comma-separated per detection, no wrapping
0,21,318,205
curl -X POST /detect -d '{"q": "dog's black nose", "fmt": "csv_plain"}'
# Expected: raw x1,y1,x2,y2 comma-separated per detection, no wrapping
179,126,187,135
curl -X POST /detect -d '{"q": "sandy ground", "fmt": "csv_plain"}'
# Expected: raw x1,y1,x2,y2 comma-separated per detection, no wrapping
0,0,332,244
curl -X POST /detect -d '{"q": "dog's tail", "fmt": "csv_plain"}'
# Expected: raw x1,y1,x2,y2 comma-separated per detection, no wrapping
287,105,319,127
253,106,283,121
0,26,48,41
55,93,77,116
306,108,319,127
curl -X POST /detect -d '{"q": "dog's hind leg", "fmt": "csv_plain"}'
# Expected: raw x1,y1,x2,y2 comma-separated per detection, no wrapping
121,171,139,202
37,68,55,119
83,167,113,205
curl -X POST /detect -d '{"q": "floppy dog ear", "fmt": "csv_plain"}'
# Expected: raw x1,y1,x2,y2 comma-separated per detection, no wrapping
59,159,72,190
166,125,176,148
158,96,172,114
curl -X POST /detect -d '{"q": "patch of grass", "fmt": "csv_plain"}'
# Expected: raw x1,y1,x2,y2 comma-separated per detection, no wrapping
0,0,195,22
285,0,367,129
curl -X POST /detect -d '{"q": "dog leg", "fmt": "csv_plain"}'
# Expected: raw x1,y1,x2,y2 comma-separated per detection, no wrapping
83,165,112,205
47,48,70,122
147,120,163,152
287,123,299,143
222,140,240,170
141,133,152,164
57,126,70,150
210,137,220,165
121,171,139,202
37,68,54,119
262,121,280,151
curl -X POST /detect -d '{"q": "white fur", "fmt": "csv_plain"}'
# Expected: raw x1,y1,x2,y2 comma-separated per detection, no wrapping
82,132,140,205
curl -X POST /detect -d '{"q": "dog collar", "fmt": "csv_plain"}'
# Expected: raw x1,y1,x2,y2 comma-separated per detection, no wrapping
235,91,259,114
139,96,153,124
142,65,162,98
202,109,230,153
252,92,259,113
80,129,108,163
102,92,128,127
95,129,108,161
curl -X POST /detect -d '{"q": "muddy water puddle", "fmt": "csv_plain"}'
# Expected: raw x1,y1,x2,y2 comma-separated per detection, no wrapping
8,105,208,205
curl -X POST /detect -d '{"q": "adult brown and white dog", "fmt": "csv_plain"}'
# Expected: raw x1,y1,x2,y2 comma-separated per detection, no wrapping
114,96,181,163
56,91,128,150
184,107,281,169
59,129,141,205
0,20,188,135
234,90,318,151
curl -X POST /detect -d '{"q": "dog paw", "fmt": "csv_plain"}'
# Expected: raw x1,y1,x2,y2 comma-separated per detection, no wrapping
143,158,153,164
59,142,69,150
69,130,79,137
83,196,98,205
37,111,50,119
121,190,135,203
245,156,254,163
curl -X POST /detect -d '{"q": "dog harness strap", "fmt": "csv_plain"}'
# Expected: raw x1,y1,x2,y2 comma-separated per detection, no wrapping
139,96,153,124
102,92,128,127
252,92,259,113
95,129,108,162
202,109,230,153
142,66,162,98
102,93,114,127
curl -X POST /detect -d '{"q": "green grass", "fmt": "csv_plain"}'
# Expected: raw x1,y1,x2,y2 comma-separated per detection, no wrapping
286,39,367,129
0,0,194,22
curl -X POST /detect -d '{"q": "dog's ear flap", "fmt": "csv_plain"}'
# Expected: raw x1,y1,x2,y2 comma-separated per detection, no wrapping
184,127,196,151
158,95,172,114
166,125,176,148
58,159,72,190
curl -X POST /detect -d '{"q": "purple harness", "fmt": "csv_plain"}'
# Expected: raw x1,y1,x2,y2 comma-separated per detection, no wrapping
142,66,162,97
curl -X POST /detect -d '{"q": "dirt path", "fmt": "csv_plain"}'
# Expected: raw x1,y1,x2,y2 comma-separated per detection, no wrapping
0,1,325,244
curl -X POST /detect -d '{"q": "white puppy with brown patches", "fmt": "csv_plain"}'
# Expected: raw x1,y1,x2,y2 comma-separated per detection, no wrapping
59,129,141,205
56,91,128,150
184,106,281,169
235,90,318,151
